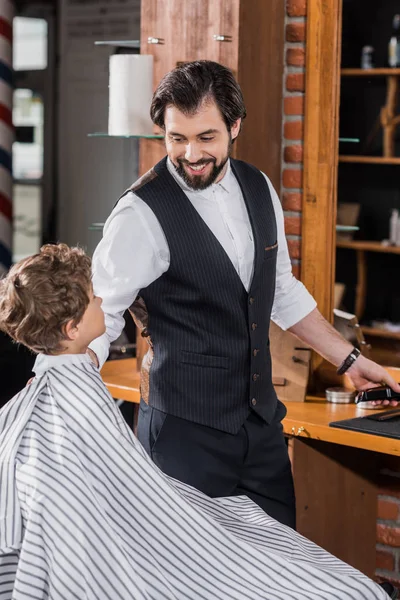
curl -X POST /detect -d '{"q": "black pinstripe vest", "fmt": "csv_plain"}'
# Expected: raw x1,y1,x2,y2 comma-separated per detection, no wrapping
129,156,279,434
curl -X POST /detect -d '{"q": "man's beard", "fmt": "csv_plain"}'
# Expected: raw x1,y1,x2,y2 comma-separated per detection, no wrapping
173,139,232,191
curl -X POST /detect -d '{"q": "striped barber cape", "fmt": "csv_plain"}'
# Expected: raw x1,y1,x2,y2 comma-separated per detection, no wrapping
0,353,387,600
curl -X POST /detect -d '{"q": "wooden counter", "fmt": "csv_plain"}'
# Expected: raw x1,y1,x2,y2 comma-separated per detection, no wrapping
101,357,140,404
283,398,400,456
101,358,400,456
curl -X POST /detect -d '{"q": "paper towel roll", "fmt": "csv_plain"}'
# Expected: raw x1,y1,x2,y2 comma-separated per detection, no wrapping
108,54,154,136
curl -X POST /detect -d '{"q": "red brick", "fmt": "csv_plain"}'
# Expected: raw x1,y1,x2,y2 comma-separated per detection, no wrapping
284,120,304,140
286,22,306,43
284,96,305,116
287,239,301,260
283,169,303,189
284,144,303,163
284,216,301,236
378,499,400,521
376,549,396,571
377,524,400,547
286,73,305,92
287,0,307,17
291,263,300,279
286,47,306,67
282,192,302,211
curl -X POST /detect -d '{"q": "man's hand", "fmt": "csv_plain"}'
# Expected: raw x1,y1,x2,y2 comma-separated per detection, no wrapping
288,308,400,406
346,355,400,406
86,348,99,368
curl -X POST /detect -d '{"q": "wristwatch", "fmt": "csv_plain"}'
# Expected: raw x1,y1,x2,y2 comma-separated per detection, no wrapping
337,347,361,375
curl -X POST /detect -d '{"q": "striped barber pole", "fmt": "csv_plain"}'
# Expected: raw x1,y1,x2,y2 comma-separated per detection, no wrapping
0,0,13,274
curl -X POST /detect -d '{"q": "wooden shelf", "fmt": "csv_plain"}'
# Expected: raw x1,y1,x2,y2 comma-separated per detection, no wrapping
361,326,400,341
339,155,400,165
336,240,400,254
341,68,400,76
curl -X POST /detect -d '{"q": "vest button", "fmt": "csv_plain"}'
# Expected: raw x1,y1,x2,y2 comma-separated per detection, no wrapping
252,373,260,381
253,349,259,357
251,323,257,331
251,398,257,406
249,297,255,305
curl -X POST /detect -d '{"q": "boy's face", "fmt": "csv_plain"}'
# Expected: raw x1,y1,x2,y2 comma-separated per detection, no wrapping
77,286,106,345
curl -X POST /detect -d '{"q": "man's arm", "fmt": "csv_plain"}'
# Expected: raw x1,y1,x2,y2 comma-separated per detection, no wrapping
89,193,169,369
263,174,317,330
289,307,400,396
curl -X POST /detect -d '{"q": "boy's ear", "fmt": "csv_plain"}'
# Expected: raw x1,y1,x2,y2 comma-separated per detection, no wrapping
65,319,79,341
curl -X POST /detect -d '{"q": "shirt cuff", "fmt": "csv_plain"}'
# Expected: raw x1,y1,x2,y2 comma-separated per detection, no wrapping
88,333,110,370
271,284,317,331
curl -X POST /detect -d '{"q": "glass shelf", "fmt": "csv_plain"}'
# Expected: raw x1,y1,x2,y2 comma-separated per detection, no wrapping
336,225,359,232
94,40,140,49
88,132,164,139
338,137,360,143
89,223,104,231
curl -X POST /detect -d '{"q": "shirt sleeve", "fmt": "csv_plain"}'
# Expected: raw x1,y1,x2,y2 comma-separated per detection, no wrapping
89,192,170,368
263,174,317,330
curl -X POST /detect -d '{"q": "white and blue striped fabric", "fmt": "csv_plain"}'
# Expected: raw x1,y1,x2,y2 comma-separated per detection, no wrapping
0,353,387,599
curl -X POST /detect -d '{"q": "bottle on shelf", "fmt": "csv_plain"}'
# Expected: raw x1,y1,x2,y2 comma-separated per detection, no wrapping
389,208,399,245
388,14,400,67
361,45,374,69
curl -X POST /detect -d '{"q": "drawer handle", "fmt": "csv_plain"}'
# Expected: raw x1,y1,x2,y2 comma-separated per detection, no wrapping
213,34,232,42
148,37,165,44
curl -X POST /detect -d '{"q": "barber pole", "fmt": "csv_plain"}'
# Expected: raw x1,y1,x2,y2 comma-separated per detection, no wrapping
0,0,13,274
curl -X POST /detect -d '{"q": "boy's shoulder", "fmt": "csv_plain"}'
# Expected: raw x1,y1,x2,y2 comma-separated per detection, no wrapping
0,376,47,435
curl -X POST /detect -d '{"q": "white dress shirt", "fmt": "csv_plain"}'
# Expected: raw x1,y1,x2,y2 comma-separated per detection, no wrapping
90,158,316,368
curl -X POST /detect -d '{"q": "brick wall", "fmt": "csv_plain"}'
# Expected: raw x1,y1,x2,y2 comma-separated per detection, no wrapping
282,0,306,280
376,459,400,586
281,0,400,584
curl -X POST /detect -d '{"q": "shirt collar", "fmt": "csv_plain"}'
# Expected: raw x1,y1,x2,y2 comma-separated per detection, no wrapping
166,157,233,196
33,352,92,376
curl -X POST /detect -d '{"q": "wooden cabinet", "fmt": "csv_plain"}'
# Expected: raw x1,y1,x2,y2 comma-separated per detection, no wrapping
136,0,285,367
141,1,239,73
138,0,285,190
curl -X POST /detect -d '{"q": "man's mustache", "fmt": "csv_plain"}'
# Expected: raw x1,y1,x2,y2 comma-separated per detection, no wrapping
177,159,215,166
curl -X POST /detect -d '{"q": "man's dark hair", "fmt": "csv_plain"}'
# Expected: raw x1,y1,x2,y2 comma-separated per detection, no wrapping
150,60,247,130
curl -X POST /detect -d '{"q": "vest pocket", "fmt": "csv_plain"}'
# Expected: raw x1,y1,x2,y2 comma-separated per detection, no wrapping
264,242,278,261
180,350,229,370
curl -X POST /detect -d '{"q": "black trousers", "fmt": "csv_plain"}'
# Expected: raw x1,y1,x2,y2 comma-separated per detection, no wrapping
137,400,296,528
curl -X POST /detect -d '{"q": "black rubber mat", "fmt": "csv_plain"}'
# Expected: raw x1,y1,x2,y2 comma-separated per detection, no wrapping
330,412,400,440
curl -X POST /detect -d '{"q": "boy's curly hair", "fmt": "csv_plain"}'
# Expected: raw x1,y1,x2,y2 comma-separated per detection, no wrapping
0,243,92,354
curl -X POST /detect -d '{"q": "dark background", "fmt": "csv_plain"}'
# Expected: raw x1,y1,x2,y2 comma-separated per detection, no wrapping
337,0,400,324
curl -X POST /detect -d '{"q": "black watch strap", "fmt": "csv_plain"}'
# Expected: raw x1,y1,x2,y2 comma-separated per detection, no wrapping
337,347,361,375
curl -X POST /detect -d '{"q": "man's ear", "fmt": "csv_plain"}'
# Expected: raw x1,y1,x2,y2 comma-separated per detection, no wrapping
65,319,79,341
231,118,241,141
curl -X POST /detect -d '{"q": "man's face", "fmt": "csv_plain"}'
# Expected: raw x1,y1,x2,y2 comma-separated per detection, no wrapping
164,100,241,190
